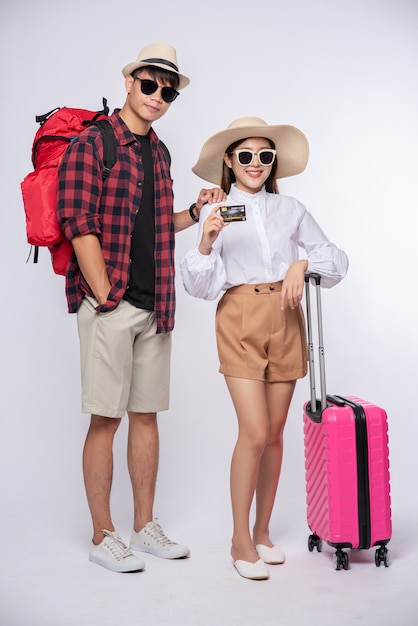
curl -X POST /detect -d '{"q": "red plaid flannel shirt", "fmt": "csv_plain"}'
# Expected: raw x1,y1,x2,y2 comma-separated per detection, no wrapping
57,111,175,333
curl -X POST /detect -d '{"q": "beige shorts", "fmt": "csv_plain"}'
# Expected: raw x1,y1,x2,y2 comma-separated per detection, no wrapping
77,297,171,417
215,282,308,382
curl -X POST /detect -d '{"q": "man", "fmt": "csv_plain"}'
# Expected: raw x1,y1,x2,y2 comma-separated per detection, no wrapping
57,43,225,573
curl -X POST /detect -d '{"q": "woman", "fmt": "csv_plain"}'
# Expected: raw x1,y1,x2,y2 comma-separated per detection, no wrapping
180,117,348,580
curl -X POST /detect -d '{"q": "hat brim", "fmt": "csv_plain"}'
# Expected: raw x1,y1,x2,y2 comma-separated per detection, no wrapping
192,124,309,185
122,60,190,90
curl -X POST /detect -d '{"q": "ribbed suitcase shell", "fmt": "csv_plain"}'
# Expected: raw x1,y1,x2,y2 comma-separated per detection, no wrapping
303,396,392,550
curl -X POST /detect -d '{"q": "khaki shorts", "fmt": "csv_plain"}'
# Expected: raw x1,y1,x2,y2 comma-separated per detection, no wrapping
77,297,171,417
215,282,308,382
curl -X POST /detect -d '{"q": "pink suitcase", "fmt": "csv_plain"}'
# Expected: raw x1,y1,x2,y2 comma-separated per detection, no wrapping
302,274,392,570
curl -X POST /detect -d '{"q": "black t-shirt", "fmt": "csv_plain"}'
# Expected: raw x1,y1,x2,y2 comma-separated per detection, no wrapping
124,133,155,311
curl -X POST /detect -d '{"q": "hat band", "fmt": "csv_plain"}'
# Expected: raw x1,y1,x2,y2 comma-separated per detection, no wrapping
141,57,179,72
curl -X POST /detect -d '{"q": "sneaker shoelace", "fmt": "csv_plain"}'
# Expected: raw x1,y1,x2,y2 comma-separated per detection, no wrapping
148,519,176,546
103,530,134,561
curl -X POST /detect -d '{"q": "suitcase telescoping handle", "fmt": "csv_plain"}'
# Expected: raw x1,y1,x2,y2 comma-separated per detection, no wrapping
304,273,327,413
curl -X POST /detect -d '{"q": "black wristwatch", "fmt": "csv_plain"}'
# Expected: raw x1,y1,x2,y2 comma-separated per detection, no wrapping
189,203,199,223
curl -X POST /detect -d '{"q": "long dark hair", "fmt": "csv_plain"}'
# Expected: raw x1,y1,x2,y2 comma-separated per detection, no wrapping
221,137,279,194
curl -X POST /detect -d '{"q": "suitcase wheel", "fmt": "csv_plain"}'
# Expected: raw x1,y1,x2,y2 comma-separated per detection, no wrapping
375,546,389,568
308,534,322,552
333,549,349,571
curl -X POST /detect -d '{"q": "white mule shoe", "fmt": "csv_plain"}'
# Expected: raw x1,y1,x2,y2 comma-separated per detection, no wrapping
233,558,269,580
255,544,286,564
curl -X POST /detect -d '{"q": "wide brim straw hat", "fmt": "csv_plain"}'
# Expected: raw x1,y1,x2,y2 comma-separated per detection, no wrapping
122,43,190,90
192,117,309,185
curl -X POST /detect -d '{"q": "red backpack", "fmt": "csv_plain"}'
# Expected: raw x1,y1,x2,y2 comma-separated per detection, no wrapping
21,99,117,275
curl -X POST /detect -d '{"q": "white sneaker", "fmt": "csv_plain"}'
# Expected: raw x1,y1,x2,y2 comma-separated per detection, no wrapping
89,529,146,573
130,518,190,559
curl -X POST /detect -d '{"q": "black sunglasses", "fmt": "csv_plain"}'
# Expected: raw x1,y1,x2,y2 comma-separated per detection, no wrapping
133,77,179,103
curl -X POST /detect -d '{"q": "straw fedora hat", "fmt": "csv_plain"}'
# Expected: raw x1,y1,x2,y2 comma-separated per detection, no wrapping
192,117,309,185
122,43,190,90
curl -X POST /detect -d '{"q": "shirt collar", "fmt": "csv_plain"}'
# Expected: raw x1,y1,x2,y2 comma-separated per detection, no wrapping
111,109,158,147
229,183,266,203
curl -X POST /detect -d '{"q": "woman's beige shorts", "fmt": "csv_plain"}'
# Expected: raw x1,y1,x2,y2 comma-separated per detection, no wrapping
215,282,308,382
77,297,171,417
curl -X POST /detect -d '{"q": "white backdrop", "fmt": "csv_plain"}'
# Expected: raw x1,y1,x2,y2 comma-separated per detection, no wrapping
1,0,417,559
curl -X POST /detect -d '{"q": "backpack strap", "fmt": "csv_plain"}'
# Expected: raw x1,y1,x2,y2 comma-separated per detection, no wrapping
81,97,110,124
160,140,171,168
89,118,118,179
89,118,170,179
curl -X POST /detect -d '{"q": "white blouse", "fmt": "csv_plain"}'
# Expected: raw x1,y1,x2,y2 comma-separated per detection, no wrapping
180,184,348,300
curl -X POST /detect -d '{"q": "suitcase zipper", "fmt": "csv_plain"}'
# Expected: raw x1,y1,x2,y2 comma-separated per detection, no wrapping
332,396,371,550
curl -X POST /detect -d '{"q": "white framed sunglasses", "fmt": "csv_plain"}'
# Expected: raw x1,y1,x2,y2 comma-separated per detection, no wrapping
233,149,277,166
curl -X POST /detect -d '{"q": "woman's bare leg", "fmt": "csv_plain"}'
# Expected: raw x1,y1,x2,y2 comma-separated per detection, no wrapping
225,376,269,563
252,380,296,547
